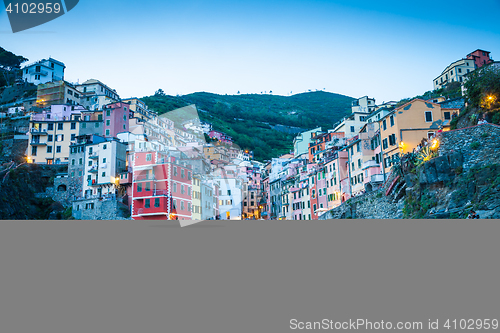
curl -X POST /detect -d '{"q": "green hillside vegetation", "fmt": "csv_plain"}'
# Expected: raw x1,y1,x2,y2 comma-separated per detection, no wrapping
142,91,354,161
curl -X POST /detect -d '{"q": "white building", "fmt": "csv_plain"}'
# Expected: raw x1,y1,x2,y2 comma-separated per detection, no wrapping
22,58,65,85
351,96,376,114
293,127,322,158
434,59,476,90
76,79,120,111
83,138,127,199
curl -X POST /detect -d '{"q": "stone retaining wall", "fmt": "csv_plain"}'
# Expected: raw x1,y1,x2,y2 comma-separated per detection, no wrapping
438,123,500,171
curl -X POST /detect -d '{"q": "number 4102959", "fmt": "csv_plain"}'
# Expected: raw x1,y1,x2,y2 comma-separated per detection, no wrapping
444,319,499,330
5,2,62,14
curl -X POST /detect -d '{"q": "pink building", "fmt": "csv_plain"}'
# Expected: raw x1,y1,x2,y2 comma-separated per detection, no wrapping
132,151,193,220
208,130,233,144
31,104,85,122
466,49,493,69
103,102,134,139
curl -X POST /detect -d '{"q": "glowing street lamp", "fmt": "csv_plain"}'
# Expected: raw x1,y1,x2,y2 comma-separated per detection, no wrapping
430,139,439,150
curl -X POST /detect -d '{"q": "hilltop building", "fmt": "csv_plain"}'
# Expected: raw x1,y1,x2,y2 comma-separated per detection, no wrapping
22,58,65,85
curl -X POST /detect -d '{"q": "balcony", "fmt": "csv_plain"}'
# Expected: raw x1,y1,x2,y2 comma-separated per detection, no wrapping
371,174,384,183
88,167,98,173
134,174,156,181
30,141,46,145
89,153,99,159
29,69,48,76
30,129,48,135
362,160,379,170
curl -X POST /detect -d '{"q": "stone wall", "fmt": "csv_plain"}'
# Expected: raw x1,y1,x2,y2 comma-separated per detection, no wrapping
438,123,500,171
319,189,401,219
72,198,131,220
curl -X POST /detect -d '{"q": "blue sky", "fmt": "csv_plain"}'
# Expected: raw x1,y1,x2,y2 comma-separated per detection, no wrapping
1,0,500,103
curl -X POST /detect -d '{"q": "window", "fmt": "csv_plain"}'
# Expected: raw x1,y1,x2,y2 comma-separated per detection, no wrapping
358,159,361,168
88,161,92,166
350,126,355,133
444,112,451,120
95,122,99,128
102,172,105,177
105,129,110,136
389,134,397,146
382,138,388,150
106,119,110,126
106,110,110,117
82,123,86,129
382,119,387,130
103,144,107,150
155,198,160,208
71,134,76,140
57,123,63,130
48,135,53,142
425,111,433,122
48,123,54,130
145,199,150,208
173,167,178,176
79,158,83,165
123,124,126,129
56,146,61,153
390,115,394,127
146,153,152,161
71,159,75,165
46,146,52,153
181,169,185,178
181,201,185,210
458,68,462,73
173,183,177,192
137,183,142,192
56,134,64,142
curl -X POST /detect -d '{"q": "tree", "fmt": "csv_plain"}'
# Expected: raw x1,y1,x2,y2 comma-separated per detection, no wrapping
154,89,166,96
0,47,28,87
464,65,500,110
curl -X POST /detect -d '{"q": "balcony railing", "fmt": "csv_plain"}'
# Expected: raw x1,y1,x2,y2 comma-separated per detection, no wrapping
362,160,379,169
30,129,48,134
88,167,98,173
89,153,99,159
134,174,156,181
371,174,384,183
30,141,46,145
28,69,48,76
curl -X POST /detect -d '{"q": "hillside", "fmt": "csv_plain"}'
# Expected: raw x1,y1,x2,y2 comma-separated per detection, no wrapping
142,91,354,161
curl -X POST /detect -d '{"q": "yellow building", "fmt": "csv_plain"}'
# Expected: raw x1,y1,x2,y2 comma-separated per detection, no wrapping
191,175,202,220
378,99,459,172
28,105,103,164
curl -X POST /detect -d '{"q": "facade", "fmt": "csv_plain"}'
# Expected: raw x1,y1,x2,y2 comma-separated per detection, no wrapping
466,49,493,69
82,139,127,199
102,102,132,138
28,105,102,164
378,99,459,172
132,151,193,220
22,58,65,85
76,79,120,111
433,59,476,90
293,127,322,158
68,134,107,199
36,81,82,107
208,130,233,144
351,96,376,114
